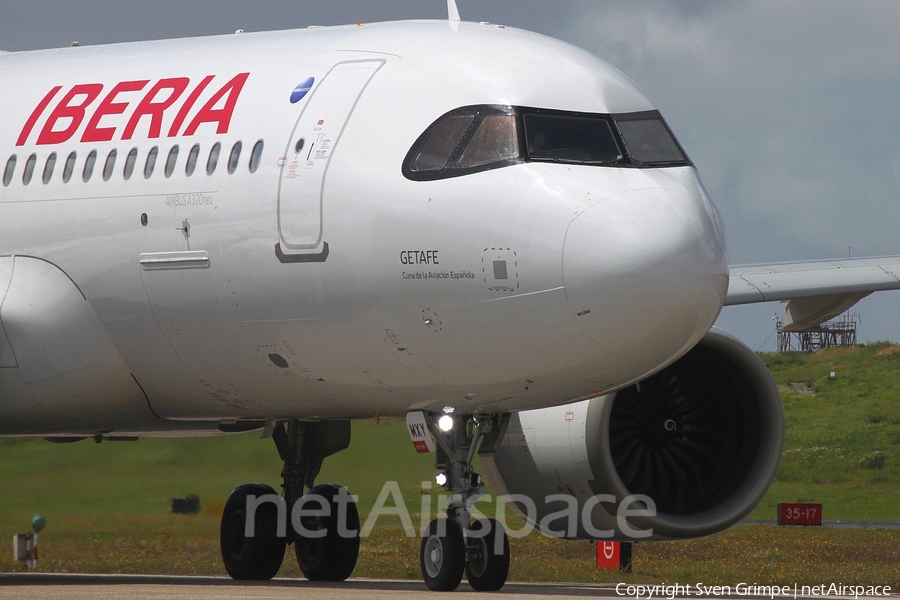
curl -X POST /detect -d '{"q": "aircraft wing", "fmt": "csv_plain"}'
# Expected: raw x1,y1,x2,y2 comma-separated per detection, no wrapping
725,256,900,330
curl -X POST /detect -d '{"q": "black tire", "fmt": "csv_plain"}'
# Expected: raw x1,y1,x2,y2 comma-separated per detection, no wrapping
220,483,286,580
465,518,510,591
294,483,360,581
420,518,465,592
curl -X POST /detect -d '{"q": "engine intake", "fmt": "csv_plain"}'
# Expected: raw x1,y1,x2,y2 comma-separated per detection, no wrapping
480,328,783,541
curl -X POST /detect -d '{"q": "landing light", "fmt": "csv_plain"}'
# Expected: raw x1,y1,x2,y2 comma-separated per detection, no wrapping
435,472,448,486
438,415,454,432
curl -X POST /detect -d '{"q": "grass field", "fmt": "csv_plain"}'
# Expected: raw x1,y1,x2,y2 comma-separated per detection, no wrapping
755,344,900,521
2,515,898,586
2,345,900,582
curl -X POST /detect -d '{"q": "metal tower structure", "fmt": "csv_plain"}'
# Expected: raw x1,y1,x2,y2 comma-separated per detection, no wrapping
777,313,859,353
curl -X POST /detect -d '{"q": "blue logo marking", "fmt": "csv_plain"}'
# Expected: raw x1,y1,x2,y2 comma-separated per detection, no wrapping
290,77,315,103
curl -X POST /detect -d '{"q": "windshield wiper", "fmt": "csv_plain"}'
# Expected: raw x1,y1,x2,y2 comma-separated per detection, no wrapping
530,156,624,166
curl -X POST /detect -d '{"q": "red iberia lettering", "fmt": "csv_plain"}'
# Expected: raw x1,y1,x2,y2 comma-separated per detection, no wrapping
167,75,214,138
123,77,189,140
17,73,250,146
16,86,62,146
36,83,103,146
183,72,250,136
82,80,149,143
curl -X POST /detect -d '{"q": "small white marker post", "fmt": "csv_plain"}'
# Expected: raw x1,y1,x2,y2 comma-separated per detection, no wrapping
13,514,45,569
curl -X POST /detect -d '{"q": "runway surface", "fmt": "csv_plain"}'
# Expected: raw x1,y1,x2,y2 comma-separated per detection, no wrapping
0,574,618,599
3,574,897,600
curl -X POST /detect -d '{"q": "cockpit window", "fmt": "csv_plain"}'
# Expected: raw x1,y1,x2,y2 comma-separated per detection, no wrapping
456,114,519,168
524,112,622,165
614,113,688,165
410,114,474,172
403,105,521,181
402,106,690,181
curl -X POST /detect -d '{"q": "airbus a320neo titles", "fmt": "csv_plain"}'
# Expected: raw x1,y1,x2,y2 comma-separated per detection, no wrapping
2,1,899,592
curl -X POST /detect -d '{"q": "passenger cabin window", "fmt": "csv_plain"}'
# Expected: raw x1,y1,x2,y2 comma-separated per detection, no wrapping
62,151,77,183
144,146,158,179
165,146,179,178
1,140,265,189
3,155,16,187
83,150,97,182
403,106,690,181
124,148,138,180
102,149,117,181
186,144,200,176
23,153,36,185
206,142,221,175
42,152,57,184
227,141,242,174
249,140,264,173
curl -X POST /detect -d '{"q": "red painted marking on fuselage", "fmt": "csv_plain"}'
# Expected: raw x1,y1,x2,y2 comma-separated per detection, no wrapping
16,86,62,146
16,73,250,147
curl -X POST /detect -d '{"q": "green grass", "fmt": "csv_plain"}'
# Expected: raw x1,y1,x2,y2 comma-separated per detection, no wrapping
3,344,900,581
0,419,436,517
751,343,900,521
2,516,898,586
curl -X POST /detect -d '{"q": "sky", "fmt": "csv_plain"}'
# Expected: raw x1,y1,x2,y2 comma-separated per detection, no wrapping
2,0,899,351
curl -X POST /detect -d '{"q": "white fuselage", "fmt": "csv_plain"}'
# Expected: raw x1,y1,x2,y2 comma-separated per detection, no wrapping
0,20,728,435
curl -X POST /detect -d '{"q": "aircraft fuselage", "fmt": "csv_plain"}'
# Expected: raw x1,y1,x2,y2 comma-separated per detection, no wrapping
0,20,728,434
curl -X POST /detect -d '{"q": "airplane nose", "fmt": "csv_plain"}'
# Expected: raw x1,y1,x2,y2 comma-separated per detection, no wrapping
563,186,728,367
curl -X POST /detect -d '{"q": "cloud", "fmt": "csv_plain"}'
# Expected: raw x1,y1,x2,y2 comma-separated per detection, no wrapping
554,2,900,261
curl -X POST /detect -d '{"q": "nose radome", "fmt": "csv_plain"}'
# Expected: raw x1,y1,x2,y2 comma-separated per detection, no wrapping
563,187,728,365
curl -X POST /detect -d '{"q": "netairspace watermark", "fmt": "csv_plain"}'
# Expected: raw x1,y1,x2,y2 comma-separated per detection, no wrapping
615,583,893,600
242,480,657,546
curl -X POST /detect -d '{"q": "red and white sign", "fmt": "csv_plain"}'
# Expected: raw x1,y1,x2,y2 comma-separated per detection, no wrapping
597,541,619,568
597,541,631,571
777,502,823,526
406,411,435,454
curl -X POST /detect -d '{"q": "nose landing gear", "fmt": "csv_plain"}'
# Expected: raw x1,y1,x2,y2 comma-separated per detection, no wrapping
418,412,511,592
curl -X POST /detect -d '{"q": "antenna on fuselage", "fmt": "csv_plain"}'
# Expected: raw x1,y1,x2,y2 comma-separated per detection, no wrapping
447,0,461,21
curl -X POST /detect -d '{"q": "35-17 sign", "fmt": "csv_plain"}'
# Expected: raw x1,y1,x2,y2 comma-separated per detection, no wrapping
778,502,823,526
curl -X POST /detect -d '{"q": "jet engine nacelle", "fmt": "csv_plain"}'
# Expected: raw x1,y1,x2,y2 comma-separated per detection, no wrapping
480,328,783,541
